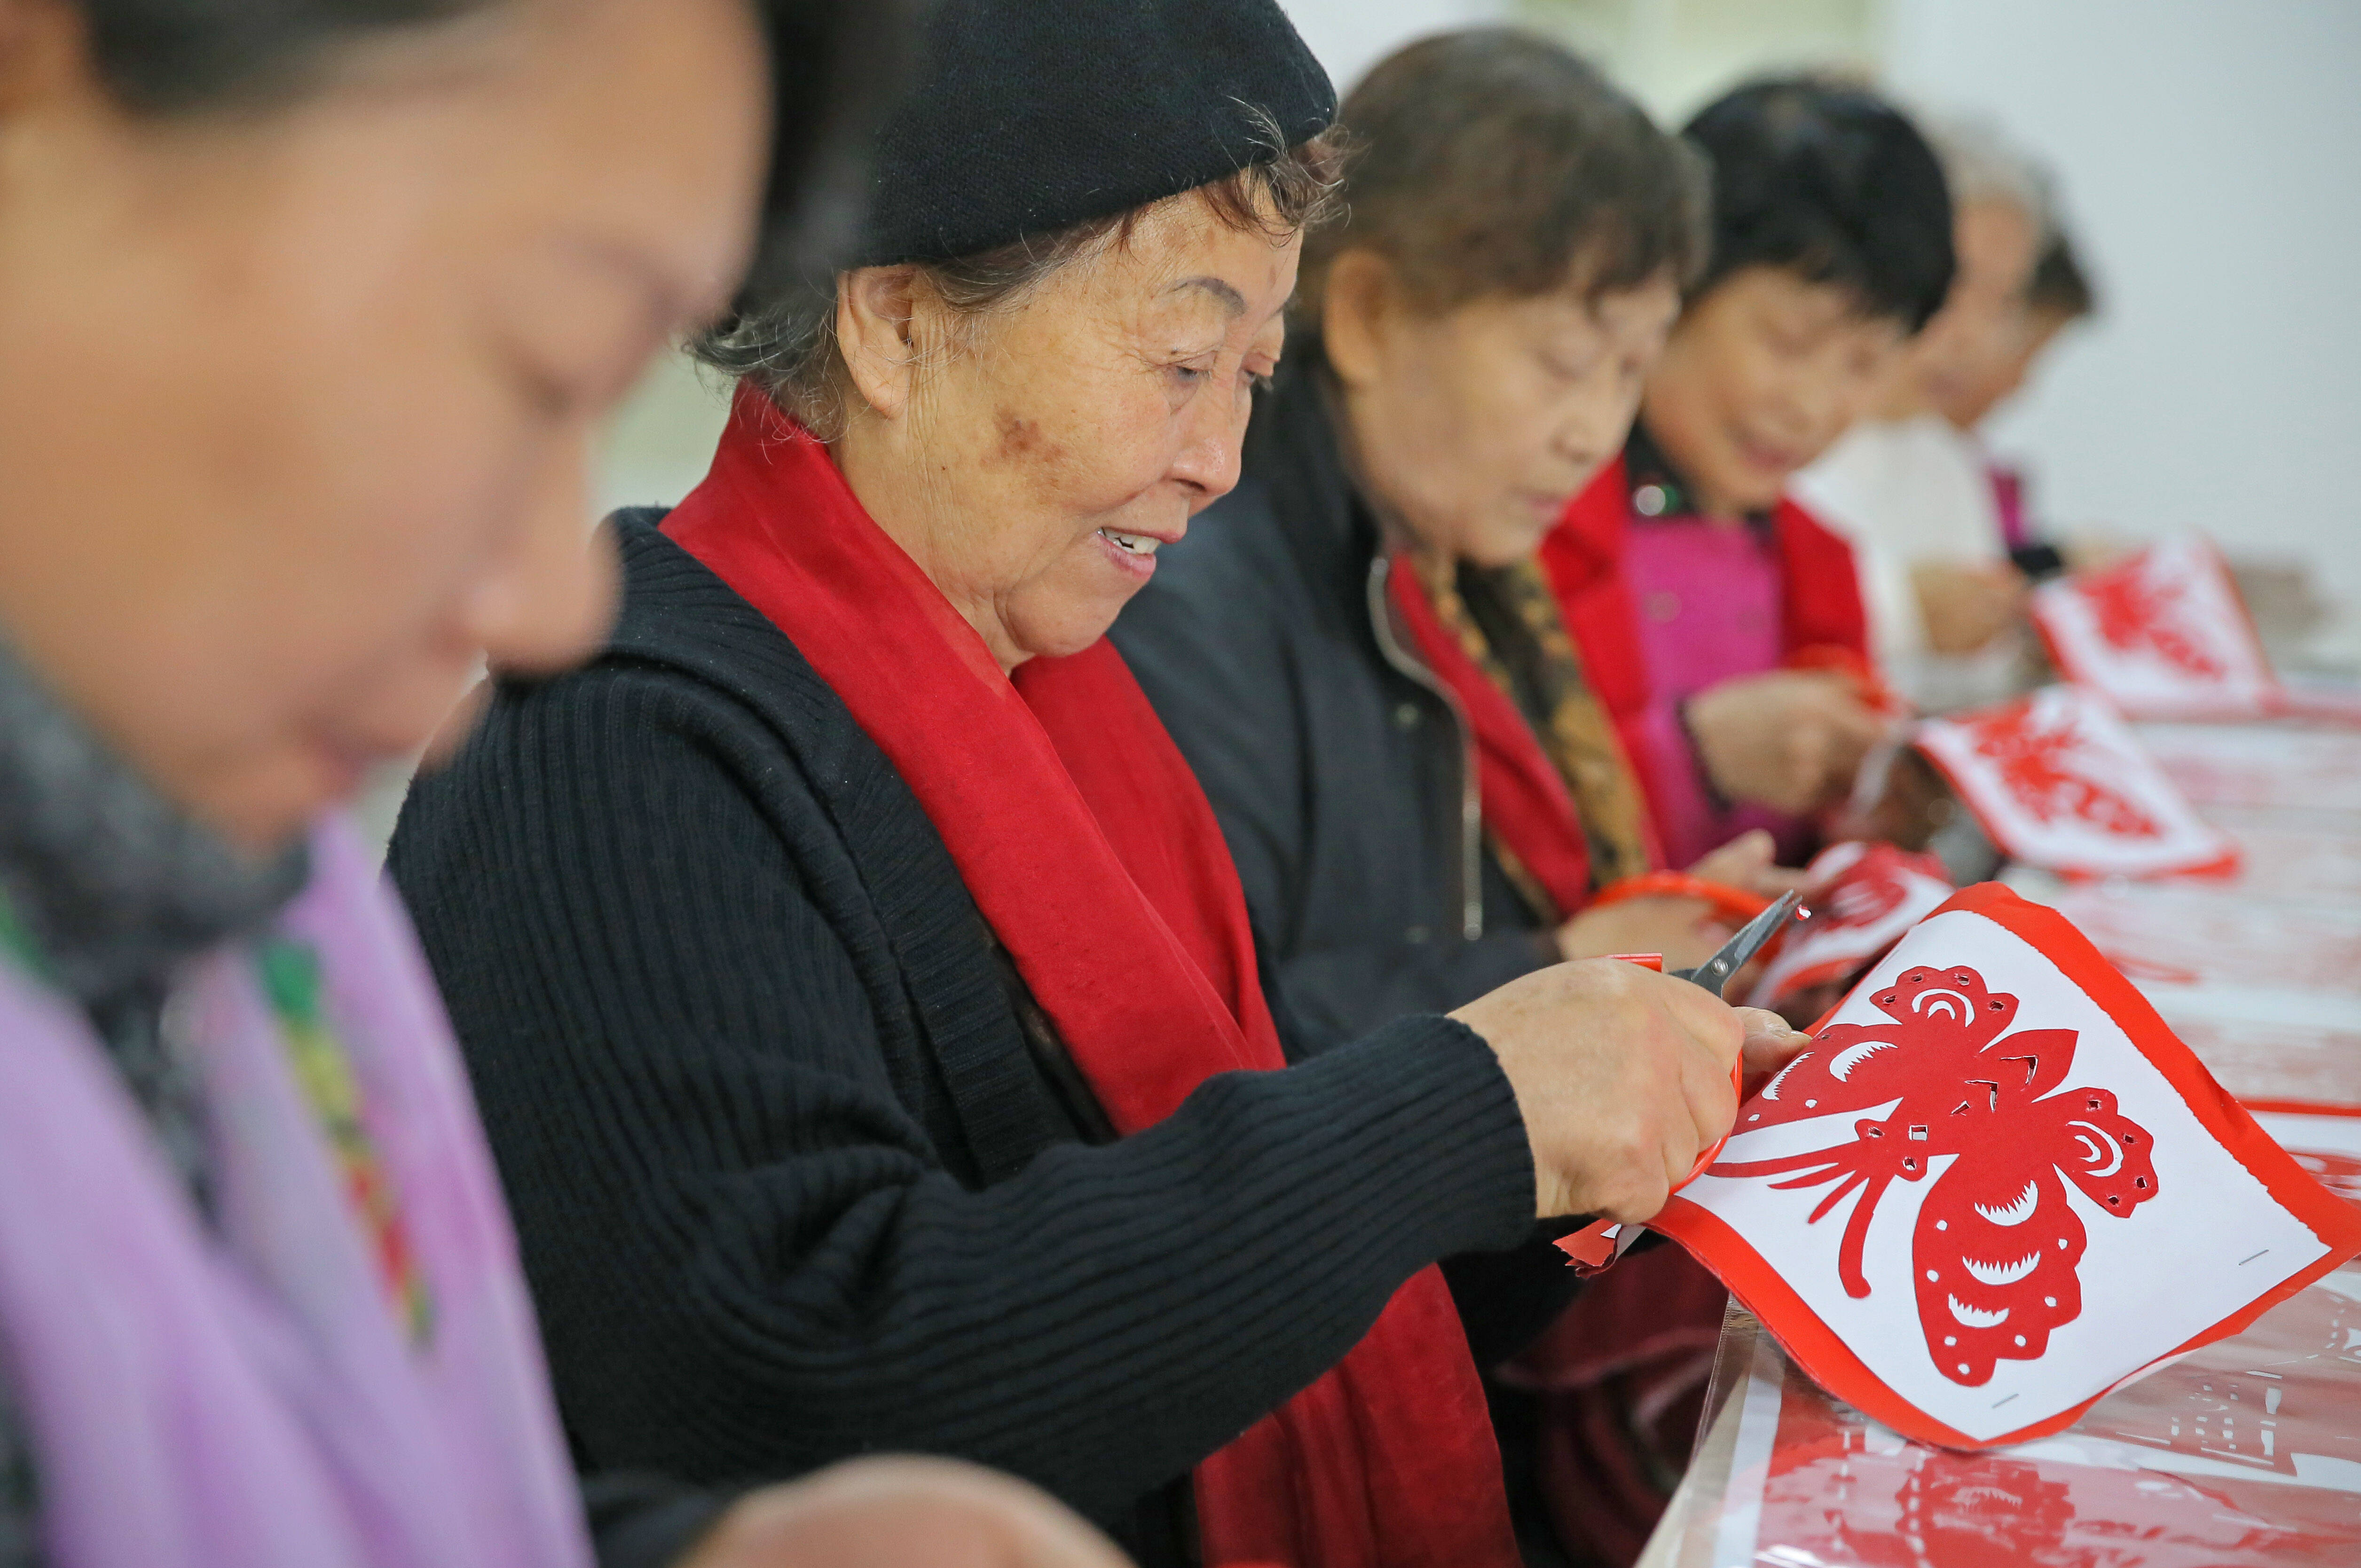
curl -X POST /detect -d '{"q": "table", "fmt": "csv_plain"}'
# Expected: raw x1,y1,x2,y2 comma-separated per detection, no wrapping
1640,716,2361,1568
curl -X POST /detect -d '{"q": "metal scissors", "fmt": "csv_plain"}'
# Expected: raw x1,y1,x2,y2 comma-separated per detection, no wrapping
1671,890,1807,998
1561,889,1810,1272
1669,889,1807,1182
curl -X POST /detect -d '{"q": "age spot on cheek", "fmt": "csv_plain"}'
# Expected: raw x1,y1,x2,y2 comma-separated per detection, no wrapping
994,409,1065,468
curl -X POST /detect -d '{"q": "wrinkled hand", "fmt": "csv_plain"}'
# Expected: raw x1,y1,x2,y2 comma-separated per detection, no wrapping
684,1458,1130,1568
1686,671,1886,816
1734,1006,1814,1099
1912,560,2028,656
1453,960,1746,1223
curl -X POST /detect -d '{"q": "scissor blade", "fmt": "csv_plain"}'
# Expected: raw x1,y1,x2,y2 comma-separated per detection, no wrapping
1672,890,1805,998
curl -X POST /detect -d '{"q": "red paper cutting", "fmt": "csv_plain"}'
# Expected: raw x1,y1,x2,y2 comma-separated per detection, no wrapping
1647,884,2361,1449
1916,686,2240,879
1716,961,2157,1385
2030,537,2279,719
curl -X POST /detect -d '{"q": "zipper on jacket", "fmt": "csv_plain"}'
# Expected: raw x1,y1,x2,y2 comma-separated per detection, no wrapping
1366,555,1486,943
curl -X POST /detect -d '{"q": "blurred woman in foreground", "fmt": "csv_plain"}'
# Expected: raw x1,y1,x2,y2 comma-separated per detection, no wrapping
0,1,1119,1565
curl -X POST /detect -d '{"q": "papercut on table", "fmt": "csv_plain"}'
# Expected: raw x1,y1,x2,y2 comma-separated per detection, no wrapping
1644,883,2361,1450
2030,536,2280,719
1744,842,1953,1015
1915,685,2241,879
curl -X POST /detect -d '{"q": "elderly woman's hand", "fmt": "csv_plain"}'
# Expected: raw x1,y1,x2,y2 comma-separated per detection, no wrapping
1684,669,1887,816
1734,1006,1814,1098
1912,559,2029,656
685,1458,1131,1568
1452,959,1754,1224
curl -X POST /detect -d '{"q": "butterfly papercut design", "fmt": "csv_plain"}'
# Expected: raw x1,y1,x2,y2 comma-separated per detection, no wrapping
1962,702,2164,839
1710,963,2161,1385
2083,556,2228,680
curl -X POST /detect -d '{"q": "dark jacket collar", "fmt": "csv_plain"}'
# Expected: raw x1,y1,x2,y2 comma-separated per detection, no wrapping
1245,343,1385,607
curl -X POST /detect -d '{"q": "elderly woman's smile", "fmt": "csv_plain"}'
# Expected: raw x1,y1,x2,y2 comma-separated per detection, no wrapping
1097,526,1168,572
834,194,1301,674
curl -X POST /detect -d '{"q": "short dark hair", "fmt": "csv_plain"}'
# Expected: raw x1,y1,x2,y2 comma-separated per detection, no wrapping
1684,77,1955,331
1300,29,1707,322
76,0,909,319
2027,232,2097,320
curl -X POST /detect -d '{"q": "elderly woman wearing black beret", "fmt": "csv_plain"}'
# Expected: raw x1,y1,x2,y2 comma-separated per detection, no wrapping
390,3,1805,1564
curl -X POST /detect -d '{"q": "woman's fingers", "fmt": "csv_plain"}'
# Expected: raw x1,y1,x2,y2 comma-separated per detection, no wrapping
1736,1006,1814,1095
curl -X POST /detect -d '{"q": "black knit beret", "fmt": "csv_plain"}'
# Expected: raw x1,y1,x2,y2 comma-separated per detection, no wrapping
856,0,1338,267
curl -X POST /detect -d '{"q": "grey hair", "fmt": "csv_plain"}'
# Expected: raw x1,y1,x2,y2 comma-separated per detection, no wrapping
692,101,1346,440
1921,112,2054,242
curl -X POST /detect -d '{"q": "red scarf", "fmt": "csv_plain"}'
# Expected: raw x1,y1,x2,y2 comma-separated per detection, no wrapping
1385,556,1602,918
665,389,1520,1568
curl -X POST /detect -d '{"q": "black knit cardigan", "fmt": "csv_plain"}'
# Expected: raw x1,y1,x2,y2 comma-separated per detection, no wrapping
388,517,1551,1561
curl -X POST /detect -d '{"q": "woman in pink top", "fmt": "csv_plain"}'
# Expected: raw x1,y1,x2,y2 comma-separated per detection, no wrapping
1547,79,1957,868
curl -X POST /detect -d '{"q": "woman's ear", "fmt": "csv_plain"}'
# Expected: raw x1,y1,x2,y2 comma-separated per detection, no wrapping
1320,249,1402,394
836,265,925,421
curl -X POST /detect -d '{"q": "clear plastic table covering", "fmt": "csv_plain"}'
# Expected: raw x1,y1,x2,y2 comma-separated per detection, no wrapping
1639,714,2361,1566
1644,1269,2361,1568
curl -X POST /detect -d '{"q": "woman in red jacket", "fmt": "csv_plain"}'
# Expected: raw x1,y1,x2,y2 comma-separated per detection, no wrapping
1544,79,1956,867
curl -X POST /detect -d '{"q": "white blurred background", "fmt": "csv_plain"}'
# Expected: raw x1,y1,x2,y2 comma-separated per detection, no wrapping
598,0,2361,664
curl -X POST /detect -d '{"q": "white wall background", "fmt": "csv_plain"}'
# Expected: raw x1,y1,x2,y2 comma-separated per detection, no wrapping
1880,0,2361,661
1281,0,1506,97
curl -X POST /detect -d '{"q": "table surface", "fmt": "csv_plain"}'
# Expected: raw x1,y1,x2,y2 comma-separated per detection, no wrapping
1641,714,2361,1568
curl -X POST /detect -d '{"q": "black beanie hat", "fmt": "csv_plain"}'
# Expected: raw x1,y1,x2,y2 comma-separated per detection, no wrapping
856,0,1338,267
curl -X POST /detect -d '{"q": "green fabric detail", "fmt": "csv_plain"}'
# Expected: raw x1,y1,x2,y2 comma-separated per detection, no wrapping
256,937,324,1026
0,892,49,985
255,935,435,1347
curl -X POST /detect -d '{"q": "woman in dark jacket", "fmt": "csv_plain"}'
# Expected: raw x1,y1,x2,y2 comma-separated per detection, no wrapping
1106,34,1818,1565
1112,32,1782,1052
390,4,1802,1564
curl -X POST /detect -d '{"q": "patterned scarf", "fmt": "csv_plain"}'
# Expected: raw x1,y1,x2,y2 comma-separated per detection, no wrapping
0,637,589,1568
1407,551,1656,916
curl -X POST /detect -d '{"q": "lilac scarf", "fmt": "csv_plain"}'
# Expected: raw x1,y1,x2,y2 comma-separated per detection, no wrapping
0,818,592,1568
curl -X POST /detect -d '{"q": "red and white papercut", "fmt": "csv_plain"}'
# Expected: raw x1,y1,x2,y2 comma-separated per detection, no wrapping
1746,843,1954,1013
1650,885,2361,1449
2031,537,2279,718
1916,685,2240,879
